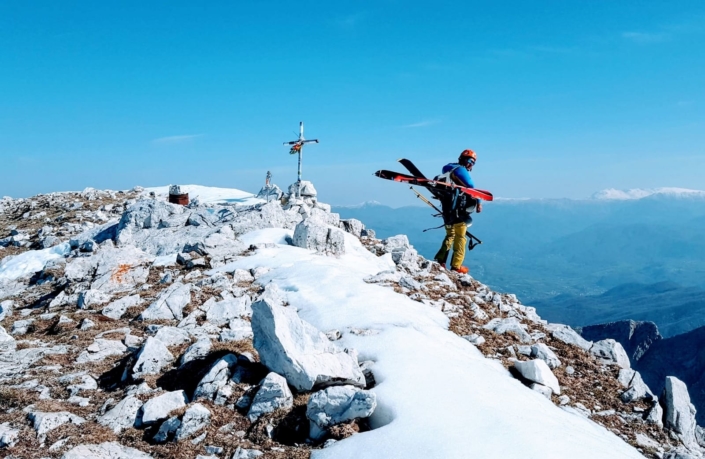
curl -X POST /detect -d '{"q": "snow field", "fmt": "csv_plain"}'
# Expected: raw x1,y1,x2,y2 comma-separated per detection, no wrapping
213,229,644,459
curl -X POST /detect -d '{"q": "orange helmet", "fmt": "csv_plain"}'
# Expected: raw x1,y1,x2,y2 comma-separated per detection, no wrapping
459,149,477,164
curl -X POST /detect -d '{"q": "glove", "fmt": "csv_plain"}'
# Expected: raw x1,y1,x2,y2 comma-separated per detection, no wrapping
477,201,483,213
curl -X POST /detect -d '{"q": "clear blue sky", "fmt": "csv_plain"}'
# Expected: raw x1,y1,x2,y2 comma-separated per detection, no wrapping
1,1,704,206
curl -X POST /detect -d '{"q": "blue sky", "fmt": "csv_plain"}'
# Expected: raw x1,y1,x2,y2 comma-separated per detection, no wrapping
1,1,704,206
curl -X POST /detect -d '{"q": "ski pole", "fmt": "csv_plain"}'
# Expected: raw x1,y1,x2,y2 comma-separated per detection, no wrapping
410,187,442,214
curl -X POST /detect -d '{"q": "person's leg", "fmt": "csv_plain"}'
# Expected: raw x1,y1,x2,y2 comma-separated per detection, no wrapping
450,222,468,270
434,225,455,265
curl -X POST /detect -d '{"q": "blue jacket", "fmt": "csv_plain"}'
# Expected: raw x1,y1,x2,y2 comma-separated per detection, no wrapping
442,163,475,188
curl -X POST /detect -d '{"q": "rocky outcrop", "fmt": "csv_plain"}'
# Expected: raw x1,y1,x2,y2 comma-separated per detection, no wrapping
251,287,365,391
247,372,294,421
661,377,699,451
581,320,661,362
306,385,377,440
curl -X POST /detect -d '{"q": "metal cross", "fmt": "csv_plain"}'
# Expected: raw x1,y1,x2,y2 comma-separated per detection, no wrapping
283,121,319,183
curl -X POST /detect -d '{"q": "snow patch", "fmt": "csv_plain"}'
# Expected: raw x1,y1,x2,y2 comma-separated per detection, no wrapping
0,243,70,282
145,185,265,206
592,187,705,200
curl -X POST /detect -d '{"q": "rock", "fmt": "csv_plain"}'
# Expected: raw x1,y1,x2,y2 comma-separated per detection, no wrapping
0,300,13,321
0,422,19,447
139,282,191,320
141,390,189,424
77,289,112,309
28,411,85,441
205,296,252,326
98,395,143,433
179,338,212,367
0,325,16,352
194,354,240,403
153,416,180,443
463,334,486,346
531,383,553,399
247,372,294,421
646,400,664,428
219,320,254,342
546,324,592,351
399,276,424,291
79,318,95,330
580,320,661,362
530,343,561,369
11,319,34,335
340,219,364,238
66,246,152,294
175,403,211,441
251,287,365,391
132,337,175,378
292,219,345,255
66,374,97,396
76,339,127,364
61,442,152,459
617,368,654,403
154,326,191,347
590,339,631,368
513,359,561,395
482,317,532,343
635,432,660,449
102,295,142,320
232,447,264,459
661,376,698,449
306,385,377,440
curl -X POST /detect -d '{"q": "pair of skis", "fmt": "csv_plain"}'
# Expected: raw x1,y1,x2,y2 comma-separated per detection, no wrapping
375,159,494,202
375,158,486,250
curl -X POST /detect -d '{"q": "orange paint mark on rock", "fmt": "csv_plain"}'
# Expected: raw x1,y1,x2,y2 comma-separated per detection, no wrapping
111,264,131,283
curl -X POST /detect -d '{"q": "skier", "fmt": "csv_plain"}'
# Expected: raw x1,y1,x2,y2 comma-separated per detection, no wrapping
434,149,483,274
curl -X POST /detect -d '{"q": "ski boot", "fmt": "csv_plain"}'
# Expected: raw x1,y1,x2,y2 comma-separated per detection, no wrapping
450,266,469,274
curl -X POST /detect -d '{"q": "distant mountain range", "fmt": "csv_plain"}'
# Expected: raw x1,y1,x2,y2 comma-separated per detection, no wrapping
335,189,705,335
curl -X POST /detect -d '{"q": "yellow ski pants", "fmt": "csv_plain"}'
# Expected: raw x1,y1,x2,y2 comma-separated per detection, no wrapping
434,222,467,269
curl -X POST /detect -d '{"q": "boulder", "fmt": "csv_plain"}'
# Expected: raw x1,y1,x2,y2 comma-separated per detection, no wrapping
77,289,112,310
179,338,212,367
483,317,532,343
617,368,654,403
0,422,19,447
131,337,175,379
546,324,592,351
154,327,191,347
513,359,561,395
0,325,16,352
205,296,252,326
28,411,85,441
590,339,630,368
102,295,143,320
247,372,294,421
580,320,661,362
141,390,188,425
175,403,211,441
661,376,698,449
530,343,561,369
139,282,191,320
340,219,364,238
292,219,345,255
251,288,365,391
61,442,152,459
153,416,180,443
194,354,239,403
232,447,264,459
306,385,377,440
76,339,127,364
0,300,13,321
98,395,143,433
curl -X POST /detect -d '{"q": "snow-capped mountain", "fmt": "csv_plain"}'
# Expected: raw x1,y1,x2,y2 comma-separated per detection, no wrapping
591,187,705,200
0,183,699,458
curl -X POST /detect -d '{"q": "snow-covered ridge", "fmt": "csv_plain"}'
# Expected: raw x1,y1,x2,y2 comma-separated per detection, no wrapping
591,187,705,200
0,183,698,458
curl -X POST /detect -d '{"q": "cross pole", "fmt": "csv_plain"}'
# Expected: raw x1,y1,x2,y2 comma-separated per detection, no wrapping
283,121,319,184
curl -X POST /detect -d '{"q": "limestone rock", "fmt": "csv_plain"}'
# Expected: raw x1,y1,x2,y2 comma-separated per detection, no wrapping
251,288,365,391
98,395,143,433
141,390,188,425
661,376,698,449
581,320,661,362
61,442,152,459
139,282,191,321
28,411,85,441
306,385,377,440
179,338,212,367
132,337,175,379
102,295,143,320
194,354,239,402
292,219,345,255
154,326,191,347
617,368,654,403
513,359,561,395
483,317,532,343
232,447,264,459
530,343,561,369
205,296,252,326
247,372,294,421
76,339,127,364
590,339,631,368
153,416,180,443
0,422,19,447
546,324,592,351
175,403,211,441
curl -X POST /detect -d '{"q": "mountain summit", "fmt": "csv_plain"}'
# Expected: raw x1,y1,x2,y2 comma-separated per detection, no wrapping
0,183,699,458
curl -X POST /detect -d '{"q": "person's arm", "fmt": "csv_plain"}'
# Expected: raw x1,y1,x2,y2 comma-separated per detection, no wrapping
451,167,475,188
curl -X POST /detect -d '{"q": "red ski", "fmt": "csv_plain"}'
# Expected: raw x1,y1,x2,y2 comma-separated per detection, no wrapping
374,169,494,201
